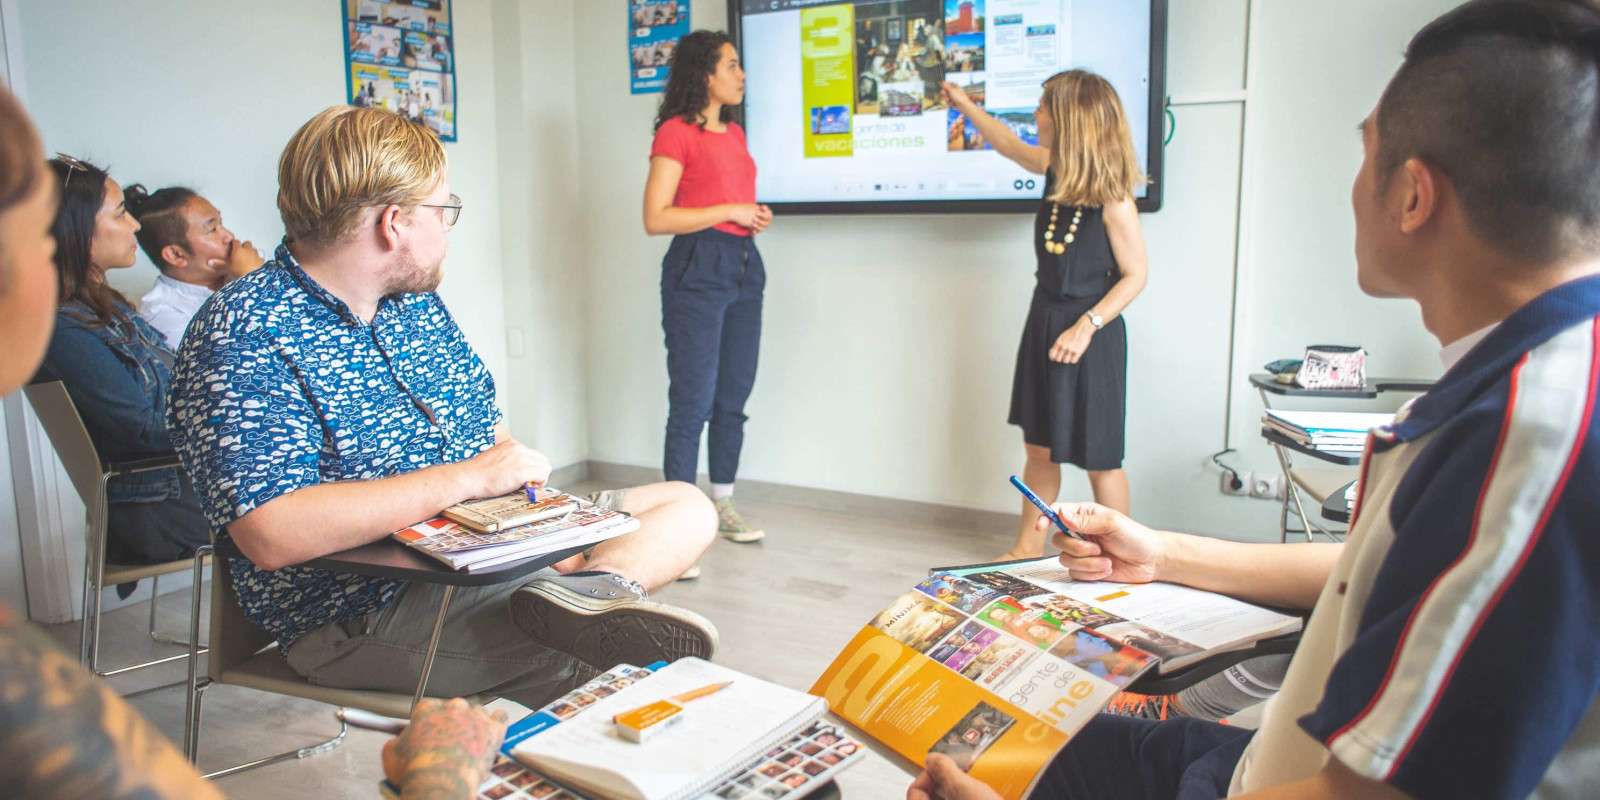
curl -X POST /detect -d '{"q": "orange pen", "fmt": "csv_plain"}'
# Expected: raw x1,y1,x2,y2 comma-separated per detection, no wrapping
669,681,733,704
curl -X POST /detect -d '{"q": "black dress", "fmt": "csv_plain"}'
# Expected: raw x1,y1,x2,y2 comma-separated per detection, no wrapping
1007,177,1128,470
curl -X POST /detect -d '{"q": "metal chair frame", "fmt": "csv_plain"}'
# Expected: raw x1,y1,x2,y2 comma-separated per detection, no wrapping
184,544,346,779
183,545,479,779
22,381,207,688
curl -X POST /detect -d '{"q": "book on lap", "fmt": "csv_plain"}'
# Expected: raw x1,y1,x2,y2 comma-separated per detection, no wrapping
444,487,581,533
392,488,637,572
810,558,1302,800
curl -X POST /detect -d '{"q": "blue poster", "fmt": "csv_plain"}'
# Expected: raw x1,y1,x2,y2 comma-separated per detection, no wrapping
629,0,690,95
343,0,458,141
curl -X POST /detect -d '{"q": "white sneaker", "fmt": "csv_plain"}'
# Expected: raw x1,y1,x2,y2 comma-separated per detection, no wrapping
715,497,765,543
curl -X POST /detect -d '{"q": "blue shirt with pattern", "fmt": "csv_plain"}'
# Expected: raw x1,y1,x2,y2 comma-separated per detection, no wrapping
167,241,502,650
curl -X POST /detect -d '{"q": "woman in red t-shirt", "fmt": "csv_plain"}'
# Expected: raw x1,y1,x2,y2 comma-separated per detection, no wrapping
643,30,772,550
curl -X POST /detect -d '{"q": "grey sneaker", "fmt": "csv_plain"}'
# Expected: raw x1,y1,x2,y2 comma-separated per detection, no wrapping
510,572,718,669
715,497,765,543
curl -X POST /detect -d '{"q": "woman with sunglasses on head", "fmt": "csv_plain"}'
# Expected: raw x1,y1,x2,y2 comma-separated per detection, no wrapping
33,156,210,570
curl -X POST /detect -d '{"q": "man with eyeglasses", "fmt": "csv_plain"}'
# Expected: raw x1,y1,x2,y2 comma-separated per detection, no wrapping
167,106,718,708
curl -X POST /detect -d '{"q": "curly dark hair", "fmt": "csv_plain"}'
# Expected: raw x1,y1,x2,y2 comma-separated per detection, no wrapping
653,30,742,131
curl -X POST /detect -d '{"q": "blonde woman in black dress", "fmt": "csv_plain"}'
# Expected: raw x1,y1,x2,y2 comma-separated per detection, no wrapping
944,71,1149,559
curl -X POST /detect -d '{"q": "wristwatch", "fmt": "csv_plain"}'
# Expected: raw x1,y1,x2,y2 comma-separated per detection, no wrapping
1085,311,1104,330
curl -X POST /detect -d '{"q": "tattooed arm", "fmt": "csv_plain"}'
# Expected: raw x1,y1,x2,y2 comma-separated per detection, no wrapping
0,603,224,800
382,698,508,800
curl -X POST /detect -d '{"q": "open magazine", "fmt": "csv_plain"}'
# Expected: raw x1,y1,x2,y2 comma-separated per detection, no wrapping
393,488,638,572
810,557,1301,800
383,663,866,800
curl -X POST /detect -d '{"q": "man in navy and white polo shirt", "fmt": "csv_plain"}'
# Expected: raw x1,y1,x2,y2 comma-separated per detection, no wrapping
907,2,1600,800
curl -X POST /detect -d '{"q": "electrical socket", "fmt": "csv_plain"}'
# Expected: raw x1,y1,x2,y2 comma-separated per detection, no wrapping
1250,473,1286,501
1221,470,1252,496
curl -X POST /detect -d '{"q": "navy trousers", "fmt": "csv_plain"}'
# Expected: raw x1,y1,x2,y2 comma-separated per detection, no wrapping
1032,714,1253,800
660,229,764,485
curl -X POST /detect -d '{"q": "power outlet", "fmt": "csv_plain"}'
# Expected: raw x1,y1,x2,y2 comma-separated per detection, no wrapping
1221,470,1252,496
1250,473,1286,501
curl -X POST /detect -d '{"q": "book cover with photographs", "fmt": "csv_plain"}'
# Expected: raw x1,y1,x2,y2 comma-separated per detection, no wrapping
810,557,1300,799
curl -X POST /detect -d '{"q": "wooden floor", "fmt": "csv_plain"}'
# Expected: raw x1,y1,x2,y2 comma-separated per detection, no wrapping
41,485,1018,799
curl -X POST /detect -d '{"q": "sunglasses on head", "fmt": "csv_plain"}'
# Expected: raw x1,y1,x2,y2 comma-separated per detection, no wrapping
55,153,90,190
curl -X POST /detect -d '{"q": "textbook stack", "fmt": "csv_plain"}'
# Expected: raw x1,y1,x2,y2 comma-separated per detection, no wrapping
1262,409,1394,454
392,488,638,572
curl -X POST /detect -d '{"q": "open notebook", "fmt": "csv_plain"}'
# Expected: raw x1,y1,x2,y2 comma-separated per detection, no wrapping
513,658,827,800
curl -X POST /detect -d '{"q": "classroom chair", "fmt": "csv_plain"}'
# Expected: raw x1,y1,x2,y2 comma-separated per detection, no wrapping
22,380,208,687
183,544,491,778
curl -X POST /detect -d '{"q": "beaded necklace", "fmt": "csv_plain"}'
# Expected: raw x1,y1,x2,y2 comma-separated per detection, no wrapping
1044,204,1082,256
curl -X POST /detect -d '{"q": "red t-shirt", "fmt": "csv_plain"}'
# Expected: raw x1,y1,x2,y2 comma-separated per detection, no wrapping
650,116,758,237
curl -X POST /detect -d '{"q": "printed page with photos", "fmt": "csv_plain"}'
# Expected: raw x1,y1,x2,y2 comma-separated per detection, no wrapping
810,558,1300,800
952,559,1303,672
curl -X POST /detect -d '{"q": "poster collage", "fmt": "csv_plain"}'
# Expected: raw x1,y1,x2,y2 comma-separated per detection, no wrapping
344,0,458,141
629,0,690,94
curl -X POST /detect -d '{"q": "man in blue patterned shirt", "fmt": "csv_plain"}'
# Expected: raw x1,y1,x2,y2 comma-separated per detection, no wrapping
168,106,717,706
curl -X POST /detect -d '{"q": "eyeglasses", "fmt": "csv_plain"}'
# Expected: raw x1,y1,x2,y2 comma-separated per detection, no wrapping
56,153,90,190
418,193,462,228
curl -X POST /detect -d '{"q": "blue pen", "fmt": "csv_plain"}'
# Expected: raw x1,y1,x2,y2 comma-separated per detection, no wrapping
524,482,538,503
1009,475,1084,541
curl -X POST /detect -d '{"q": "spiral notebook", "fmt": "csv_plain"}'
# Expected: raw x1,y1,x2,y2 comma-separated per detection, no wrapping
512,658,827,800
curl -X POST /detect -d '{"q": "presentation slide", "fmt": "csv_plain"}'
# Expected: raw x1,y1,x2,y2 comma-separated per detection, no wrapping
734,0,1165,212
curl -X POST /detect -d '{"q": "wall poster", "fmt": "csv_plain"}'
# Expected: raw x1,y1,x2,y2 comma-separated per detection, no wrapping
629,0,690,94
344,0,458,141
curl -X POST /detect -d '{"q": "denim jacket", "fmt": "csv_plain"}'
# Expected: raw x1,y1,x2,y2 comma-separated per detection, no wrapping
34,300,181,503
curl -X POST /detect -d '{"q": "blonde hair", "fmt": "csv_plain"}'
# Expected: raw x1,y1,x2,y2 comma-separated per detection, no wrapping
277,106,445,245
1040,70,1146,208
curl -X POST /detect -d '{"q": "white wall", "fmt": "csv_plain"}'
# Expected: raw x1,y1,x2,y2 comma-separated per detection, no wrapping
13,0,512,394
1223,0,1459,472
575,0,1260,535
491,0,591,468
569,0,1461,538
2,0,1470,597
4,0,524,619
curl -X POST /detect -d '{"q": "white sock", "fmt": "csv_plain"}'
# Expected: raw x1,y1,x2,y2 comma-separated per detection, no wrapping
709,483,735,501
